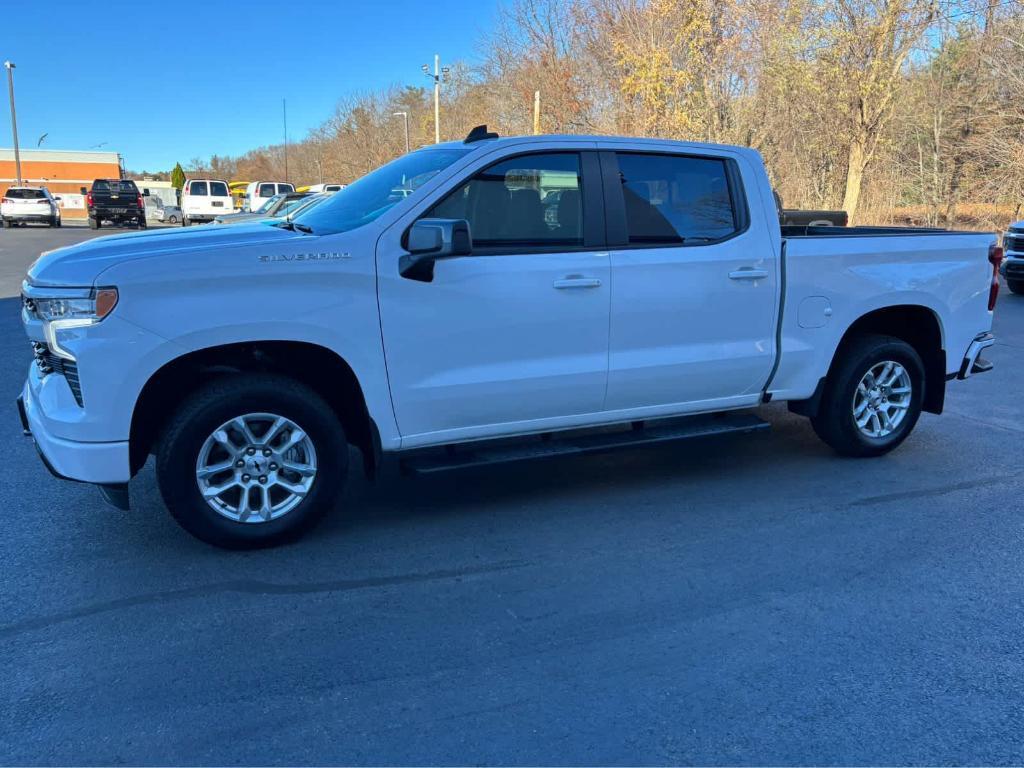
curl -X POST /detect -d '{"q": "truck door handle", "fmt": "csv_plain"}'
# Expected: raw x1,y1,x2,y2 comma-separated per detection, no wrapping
729,268,769,280
553,276,602,289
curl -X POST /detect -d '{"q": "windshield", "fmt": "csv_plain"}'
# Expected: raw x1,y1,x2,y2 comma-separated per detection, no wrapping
256,194,284,214
291,147,472,234
274,196,315,217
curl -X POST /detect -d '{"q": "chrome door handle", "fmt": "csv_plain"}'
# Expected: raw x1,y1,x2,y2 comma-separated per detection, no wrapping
553,277,602,289
729,268,769,280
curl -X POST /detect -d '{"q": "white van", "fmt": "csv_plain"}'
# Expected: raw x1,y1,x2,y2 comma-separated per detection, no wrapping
243,181,295,212
306,183,345,193
181,179,233,226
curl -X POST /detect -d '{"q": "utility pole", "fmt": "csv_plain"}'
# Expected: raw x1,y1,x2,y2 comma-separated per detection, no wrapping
282,98,289,182
393,111,410,154
433,55,440,144
533,90,541,135
422,55,449,144
4,61,22,185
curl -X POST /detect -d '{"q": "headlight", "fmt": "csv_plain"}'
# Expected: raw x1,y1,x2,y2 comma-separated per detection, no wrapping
23,285,118,361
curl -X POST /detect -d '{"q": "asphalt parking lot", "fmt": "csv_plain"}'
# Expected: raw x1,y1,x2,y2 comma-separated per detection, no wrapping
1,224,1022,765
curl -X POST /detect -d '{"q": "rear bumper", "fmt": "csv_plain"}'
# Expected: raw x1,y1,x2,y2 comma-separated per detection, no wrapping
958,332,995,379
4,212,54,221
90,209,144,220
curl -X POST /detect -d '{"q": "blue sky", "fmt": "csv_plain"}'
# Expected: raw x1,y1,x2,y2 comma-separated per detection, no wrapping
2,0,500,171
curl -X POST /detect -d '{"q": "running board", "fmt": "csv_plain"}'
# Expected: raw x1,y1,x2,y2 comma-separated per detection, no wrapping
401,412,770,475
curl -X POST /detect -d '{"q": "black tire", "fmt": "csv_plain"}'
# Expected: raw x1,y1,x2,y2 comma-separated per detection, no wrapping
156,374,348,548
810,334,925,457
1,218,8,229
168,215,178,224
88,217,99,229
53,216,61,228
1008,279,1024,295
137,219,147,229
182,216,191,227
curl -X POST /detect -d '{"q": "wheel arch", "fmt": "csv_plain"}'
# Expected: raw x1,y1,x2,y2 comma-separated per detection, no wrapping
790,304,947,417
129,341,378,477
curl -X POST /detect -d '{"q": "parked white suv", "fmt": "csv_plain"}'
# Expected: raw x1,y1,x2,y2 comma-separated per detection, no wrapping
2,186,61,228
243,181,295,212
18,128,1001,548
181,179,233,225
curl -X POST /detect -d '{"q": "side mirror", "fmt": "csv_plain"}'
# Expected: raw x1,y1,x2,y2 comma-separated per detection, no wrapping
53,195,62,202
399,218,472,282
143,188,151,196
79,186,88,195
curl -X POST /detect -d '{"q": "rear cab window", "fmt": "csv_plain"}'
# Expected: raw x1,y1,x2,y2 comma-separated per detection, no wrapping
189,182,209,196
209,181,229,197
614,152,741,245
93,180,138,194
258,183,276,198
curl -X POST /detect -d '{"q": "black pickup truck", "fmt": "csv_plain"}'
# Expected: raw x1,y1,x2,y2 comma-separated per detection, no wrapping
83,179,149,230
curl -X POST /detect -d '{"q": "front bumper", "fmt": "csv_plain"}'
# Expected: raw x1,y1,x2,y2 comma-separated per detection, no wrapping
1002,254,1024,281
18,381,130,485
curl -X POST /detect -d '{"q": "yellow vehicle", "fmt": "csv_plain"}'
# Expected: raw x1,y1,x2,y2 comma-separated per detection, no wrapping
229,181,249,211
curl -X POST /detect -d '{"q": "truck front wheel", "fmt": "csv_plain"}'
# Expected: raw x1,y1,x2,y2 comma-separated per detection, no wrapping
156,375,349,548
1008,279,1024,295
810,334,925,457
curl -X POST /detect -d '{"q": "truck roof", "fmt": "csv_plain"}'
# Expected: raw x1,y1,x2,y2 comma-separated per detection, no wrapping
425,133,763,162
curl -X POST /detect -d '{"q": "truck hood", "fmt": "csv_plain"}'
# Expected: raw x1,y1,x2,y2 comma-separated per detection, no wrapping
27,223,309,287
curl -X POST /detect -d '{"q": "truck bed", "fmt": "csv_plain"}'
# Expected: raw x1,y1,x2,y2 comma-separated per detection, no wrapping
770,227,998,403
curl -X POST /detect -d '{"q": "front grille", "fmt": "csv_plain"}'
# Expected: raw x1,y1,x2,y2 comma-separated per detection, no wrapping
1004,233,1024,252
1006,260,1024,279
32,342,83,407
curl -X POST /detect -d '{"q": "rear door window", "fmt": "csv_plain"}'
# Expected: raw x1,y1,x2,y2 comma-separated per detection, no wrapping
209,181,229,197
189,181,209,196
277,183,295,194
614,152,739,244
258,183,276,197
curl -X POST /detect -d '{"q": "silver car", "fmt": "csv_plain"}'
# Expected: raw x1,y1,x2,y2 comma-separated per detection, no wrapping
154,202,183,224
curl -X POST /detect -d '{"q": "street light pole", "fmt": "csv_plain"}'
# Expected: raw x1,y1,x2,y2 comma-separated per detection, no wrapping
393,111,410,154
282,98,289,183
4,61,22,185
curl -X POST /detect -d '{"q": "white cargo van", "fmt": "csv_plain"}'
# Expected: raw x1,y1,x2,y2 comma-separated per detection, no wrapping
181,179,233,226
243,181,295,212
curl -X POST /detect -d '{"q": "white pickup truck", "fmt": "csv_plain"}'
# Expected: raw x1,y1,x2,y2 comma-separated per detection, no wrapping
18,129,1002,548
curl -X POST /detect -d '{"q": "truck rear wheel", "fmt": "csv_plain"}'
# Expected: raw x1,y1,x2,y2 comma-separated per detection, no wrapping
156,375,349,548
810,334,925,457
88,217,99,230
1008,279,1024,295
